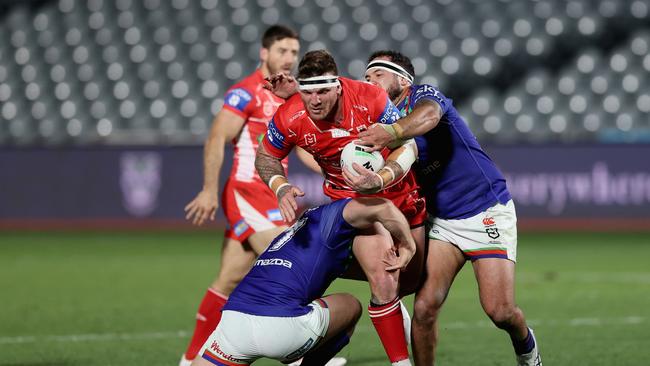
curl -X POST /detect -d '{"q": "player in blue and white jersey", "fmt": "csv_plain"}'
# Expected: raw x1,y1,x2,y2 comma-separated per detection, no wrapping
345,50,541,366
190,197,416,366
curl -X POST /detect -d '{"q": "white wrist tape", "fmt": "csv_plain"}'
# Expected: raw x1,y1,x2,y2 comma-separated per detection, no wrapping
274,182,291,196
268,175,285,190
393,139,417,172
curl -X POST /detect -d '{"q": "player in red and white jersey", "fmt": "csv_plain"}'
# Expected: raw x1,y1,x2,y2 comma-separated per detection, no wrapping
180,25,324,366
256,50,425,366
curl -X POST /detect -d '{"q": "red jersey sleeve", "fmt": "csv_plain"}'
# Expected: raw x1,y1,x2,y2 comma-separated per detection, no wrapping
261,107,294,159
367,85,401,125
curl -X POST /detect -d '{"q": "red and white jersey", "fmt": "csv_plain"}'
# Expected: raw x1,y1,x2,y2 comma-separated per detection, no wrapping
262,77,421,203
222,69,289,184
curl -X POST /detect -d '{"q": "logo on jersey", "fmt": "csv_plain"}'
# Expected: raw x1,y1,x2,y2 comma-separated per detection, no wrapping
233,219,249,236
356,125,368,133
414,84,446,109
225,88,252,112
267,118,286,149
304,133,317,145
263,101,275,117
330,129,350,138
254,258,293,268
485,227,500,239
269,215,308,252
267,209,283,221
289,110,306,123
379,97,401,124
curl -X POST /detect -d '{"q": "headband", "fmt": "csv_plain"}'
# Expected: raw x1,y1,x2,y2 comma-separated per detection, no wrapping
366,60,414,83
297,75,341,90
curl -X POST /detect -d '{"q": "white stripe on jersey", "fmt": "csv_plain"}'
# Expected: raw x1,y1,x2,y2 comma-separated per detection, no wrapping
234,124,256,182
234,189,276,232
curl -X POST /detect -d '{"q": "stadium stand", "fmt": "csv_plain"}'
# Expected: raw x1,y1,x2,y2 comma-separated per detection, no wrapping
0,0,649,145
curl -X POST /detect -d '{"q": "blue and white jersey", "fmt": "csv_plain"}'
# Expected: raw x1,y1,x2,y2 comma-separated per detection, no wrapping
398,84,511,219
223,199,356,317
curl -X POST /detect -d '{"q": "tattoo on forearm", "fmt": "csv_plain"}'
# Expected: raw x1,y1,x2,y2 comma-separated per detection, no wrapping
255,147,285,184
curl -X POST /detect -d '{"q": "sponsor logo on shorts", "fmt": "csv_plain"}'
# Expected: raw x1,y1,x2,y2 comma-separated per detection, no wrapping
234,220,249,236
485,227,500,239
254,258,293,268
286,338,315,361
209,340,246,363
267,209,283,221
483,217,496,226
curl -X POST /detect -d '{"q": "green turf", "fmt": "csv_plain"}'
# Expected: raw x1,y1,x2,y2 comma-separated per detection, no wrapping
1,231,649,365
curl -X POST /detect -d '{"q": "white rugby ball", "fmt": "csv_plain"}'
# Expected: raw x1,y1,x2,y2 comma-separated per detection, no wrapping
340,141,385,175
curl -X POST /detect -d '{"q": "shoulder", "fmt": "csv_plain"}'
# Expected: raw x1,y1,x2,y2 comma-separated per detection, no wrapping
341,77,386,97
225,71,263,97
274,94,307,125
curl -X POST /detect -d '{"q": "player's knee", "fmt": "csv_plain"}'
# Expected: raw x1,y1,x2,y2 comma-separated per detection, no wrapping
413,295,440,327
484,302,518,328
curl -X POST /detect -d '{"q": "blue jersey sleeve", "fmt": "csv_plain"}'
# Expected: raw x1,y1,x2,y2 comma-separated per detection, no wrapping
223,87,253,114
378,96,402,124
411,84,450,114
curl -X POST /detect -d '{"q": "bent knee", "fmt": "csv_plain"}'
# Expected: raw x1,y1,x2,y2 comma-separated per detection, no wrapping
484,303,519,327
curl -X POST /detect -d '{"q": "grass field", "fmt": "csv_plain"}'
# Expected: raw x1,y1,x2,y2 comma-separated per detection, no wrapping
1,231,649,365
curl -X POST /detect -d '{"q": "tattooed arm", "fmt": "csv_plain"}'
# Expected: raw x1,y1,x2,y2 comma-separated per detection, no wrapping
255,143,304,223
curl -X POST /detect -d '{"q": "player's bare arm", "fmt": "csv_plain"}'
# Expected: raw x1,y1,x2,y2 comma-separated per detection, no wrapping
359,99,442,151
343,139,418,194
255,143,304,223
343,198,416,271
295,146,322,174
184,109,245,226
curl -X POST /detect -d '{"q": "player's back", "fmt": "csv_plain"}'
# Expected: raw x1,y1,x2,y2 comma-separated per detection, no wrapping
223,199,356,317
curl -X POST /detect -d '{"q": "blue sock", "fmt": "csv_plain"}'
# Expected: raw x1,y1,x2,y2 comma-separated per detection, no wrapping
512,328,535,355
301,331,350,366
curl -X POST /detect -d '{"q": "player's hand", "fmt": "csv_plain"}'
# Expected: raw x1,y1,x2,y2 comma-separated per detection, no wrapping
358,124,395,151
264,73,298,99
384,244,415,272
342,162,383,194
276,184,305,223
184,190,219,226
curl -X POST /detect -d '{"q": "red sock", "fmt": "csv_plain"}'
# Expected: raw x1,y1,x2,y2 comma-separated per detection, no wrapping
183,288,228,360
368,298,410,363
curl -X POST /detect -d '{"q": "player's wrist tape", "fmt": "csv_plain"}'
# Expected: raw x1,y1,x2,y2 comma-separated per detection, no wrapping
372,172,384,193
379,166,396,185
379,123,404,140
269,175,289,195
274,183,291,196
393,141,416,172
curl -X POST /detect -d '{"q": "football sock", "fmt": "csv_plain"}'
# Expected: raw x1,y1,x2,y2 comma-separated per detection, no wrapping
368,298,410,364
183,288,228,360
512,327,535,355
300,331,350,366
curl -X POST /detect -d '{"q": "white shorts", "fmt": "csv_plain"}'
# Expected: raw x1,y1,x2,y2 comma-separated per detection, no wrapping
199,301,330,365
428,200,518,262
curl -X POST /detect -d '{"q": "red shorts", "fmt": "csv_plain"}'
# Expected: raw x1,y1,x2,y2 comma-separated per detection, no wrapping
326,187,426,228
221,180,286,242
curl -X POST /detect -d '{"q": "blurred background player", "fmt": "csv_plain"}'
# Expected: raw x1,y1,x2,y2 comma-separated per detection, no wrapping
354,50,541,366
180,25,322,366
256,49,425,366
192,197,416,366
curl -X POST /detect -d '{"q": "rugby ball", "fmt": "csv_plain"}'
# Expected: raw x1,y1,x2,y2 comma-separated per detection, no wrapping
340,140,385,175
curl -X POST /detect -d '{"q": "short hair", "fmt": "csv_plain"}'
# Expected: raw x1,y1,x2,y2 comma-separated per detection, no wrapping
261,25,299,49
368,50,415,78
297,50,339,79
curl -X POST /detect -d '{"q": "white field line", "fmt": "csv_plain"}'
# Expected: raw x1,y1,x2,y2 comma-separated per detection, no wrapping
0,316,645,345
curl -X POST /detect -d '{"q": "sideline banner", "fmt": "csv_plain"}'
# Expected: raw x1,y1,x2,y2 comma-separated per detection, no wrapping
1,145,649,227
